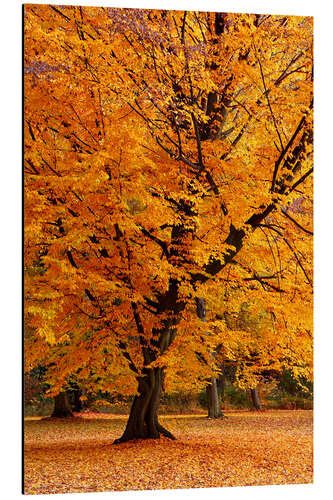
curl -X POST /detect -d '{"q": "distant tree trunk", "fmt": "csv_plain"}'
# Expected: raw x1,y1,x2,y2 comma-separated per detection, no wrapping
196,297,224,418
114,367,175,444
250,386,261,410
72,388,83,412
81,388,88,410
218,365,226,402
207,377,223,418
51,391,73,418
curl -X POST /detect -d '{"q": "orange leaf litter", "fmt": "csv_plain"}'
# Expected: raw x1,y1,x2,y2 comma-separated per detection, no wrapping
24,410,313,494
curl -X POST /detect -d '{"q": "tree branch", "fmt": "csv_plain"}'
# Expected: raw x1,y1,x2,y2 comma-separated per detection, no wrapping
280,208,313,235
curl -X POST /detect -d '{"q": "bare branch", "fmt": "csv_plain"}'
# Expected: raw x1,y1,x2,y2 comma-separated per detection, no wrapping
288,167,313,194
281,208,313,235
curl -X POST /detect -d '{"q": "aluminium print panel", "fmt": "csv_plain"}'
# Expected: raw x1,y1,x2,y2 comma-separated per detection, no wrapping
24,3,313,495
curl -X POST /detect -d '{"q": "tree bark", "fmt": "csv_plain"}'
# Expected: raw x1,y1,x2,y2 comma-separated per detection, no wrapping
206,376,223,418
114,367,175,444
51,391,73,418
218,365,226,401
72,387,83,412
250,386,261,410
196,297,224,418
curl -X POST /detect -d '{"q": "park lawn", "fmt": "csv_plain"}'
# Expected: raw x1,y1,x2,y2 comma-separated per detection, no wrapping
24,410,313,494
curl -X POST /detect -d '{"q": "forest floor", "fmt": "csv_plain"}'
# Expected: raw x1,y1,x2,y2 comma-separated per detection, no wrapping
24,410,313,494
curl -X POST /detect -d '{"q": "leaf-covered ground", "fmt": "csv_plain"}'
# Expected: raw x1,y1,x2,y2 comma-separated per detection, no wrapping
24,410,313,494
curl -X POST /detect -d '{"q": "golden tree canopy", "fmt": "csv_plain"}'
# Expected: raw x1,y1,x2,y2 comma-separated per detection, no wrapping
24,6,313,397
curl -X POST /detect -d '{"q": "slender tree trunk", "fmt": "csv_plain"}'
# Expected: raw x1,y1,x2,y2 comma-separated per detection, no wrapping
218,365,226,402
196,297,224,418
72,387,83,412
81,387,87,410
206,376,223,418
250,386,261,410
71,386,88,412
114,367,175,444
51,391,73,418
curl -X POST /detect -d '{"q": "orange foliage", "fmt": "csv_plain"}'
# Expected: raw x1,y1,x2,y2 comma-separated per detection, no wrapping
24,6,313,416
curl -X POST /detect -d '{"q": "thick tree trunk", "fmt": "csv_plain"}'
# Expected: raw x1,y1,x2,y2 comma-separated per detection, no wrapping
250,387,261,410
51,391,73,418
206,377,223,418
114,367,175,444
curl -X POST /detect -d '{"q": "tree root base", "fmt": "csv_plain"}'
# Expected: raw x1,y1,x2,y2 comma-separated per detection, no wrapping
207,413,228,419
113,425,176,444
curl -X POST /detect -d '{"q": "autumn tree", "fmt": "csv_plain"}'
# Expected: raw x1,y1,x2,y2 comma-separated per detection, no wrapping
24,6,313,443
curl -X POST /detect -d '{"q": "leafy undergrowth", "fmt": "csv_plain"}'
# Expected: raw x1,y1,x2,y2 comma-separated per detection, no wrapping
24,410,313,494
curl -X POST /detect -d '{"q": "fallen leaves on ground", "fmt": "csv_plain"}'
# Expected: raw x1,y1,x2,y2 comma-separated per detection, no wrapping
24,410,313,494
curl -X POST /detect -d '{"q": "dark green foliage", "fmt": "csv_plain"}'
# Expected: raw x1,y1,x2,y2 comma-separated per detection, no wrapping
223,385,249,409
265,369,313,409
278,368,313,397
24,365,52,414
